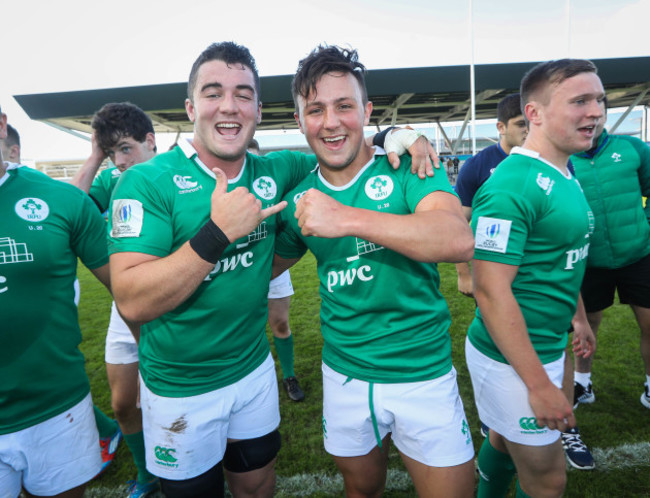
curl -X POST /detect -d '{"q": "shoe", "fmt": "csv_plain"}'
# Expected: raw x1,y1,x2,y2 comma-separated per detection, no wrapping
561,427,595,470
282,376,305,402
573,381,595,408
641,383,650,409
127,477,160,498
95,428,122,478
480,422,489,438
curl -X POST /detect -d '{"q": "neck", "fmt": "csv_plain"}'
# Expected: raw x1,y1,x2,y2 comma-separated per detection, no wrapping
319,143,375,187
0,156,6,177
499,137,513,156
522,135,569,174
191,139,245,179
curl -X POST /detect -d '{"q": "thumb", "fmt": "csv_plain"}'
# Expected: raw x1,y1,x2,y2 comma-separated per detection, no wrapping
212,167,228,194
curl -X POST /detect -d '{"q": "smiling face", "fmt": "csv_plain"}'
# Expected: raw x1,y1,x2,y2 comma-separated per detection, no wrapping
525,71,604,165
295,71,372,179
185,59,262,165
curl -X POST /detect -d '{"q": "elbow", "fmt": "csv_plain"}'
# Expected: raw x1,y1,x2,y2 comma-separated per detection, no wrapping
445,234,475,263
114,300,145,325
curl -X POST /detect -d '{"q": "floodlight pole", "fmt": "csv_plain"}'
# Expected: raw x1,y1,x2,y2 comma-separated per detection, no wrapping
469,0,476,156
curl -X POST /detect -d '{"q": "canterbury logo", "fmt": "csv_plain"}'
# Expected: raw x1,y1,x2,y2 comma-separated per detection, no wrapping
154,446,178,463
519,417,543,431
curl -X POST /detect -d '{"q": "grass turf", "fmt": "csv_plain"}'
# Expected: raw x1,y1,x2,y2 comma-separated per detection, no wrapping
79,255,650,496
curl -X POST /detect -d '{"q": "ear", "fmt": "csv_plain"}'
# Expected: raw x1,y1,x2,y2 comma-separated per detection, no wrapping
363,101,373,126
0,113,7,140
496,121,506,136
257,101,263,125
9,144,20,161
144,132,156,151
524,101,542,126
185,98,196,123
294,112,305,134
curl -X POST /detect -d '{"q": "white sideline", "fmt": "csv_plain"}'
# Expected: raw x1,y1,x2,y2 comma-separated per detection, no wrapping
83,443,650,496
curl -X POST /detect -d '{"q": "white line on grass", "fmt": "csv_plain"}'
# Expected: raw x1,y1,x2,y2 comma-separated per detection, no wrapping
84,443,650,497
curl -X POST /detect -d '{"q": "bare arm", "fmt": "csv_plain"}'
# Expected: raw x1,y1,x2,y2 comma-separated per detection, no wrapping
571,293,596,359
473,259,574,431
110,167,287,324
70,133,106,193
294,188,473,263
455,205,474,296
272,254,301,279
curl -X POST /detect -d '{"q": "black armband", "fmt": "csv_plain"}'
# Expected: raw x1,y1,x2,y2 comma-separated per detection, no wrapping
373,126,397,147
189,219,230,264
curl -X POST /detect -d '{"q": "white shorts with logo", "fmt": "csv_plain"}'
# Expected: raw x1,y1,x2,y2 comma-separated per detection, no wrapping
267,270,294,299
322,363,474,467
105,301,138,364
465,337,564,446
0,393,102,497
140,354,280,480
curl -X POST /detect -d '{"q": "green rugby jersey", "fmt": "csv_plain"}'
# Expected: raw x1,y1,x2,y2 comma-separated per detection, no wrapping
0,165,109,434
275,152,457,383
468,148,594,364
89,166,122,212
107,140,316,397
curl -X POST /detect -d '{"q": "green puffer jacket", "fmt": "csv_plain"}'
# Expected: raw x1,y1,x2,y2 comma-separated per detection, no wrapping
572,129,650,269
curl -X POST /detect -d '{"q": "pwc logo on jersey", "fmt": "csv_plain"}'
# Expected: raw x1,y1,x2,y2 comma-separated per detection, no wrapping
327,264,374,292
365,175,394,201
15,198,50,222
474,216,511,254
173,175,202,194
111,169,122,178
253,176,278,201
111,199,144,238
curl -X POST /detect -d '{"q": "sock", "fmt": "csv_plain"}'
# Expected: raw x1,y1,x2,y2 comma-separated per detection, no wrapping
476,437,516,498
273,334,295,379
574,371,591,387
516,480,532,498
93,405,119,438
645,374,650,388
124,431,156,484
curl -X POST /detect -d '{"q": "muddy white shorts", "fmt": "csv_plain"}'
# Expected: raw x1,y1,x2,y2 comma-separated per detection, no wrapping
140,354,280,480
105,301,138,364
465,337,564,446
0,393,102,497
267,270,294,299
321,363,474,467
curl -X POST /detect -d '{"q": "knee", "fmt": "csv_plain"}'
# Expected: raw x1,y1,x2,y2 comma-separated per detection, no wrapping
269,317,290,337
110,391,139,422
160,461,224,498
520,469,566,498
223,429,282,473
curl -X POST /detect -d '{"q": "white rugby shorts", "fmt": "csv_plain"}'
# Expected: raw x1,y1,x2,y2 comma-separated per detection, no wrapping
465,337,564,446
139,354,280,480
322,363,474,467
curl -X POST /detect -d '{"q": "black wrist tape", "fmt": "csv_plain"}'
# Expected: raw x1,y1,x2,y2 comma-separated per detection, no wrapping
373,126,397,147
189,219,230,264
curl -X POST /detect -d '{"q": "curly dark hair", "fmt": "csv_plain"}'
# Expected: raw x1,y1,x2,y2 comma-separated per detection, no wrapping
291,45,368,111
91,102,155,152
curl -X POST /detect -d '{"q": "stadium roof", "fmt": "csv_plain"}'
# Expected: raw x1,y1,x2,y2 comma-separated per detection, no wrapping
14,56,650,136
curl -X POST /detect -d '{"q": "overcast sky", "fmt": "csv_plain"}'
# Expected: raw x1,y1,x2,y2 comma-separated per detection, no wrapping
2,0,648,162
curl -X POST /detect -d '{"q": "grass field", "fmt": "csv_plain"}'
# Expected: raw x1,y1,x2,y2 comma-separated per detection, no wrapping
78,254,650,497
